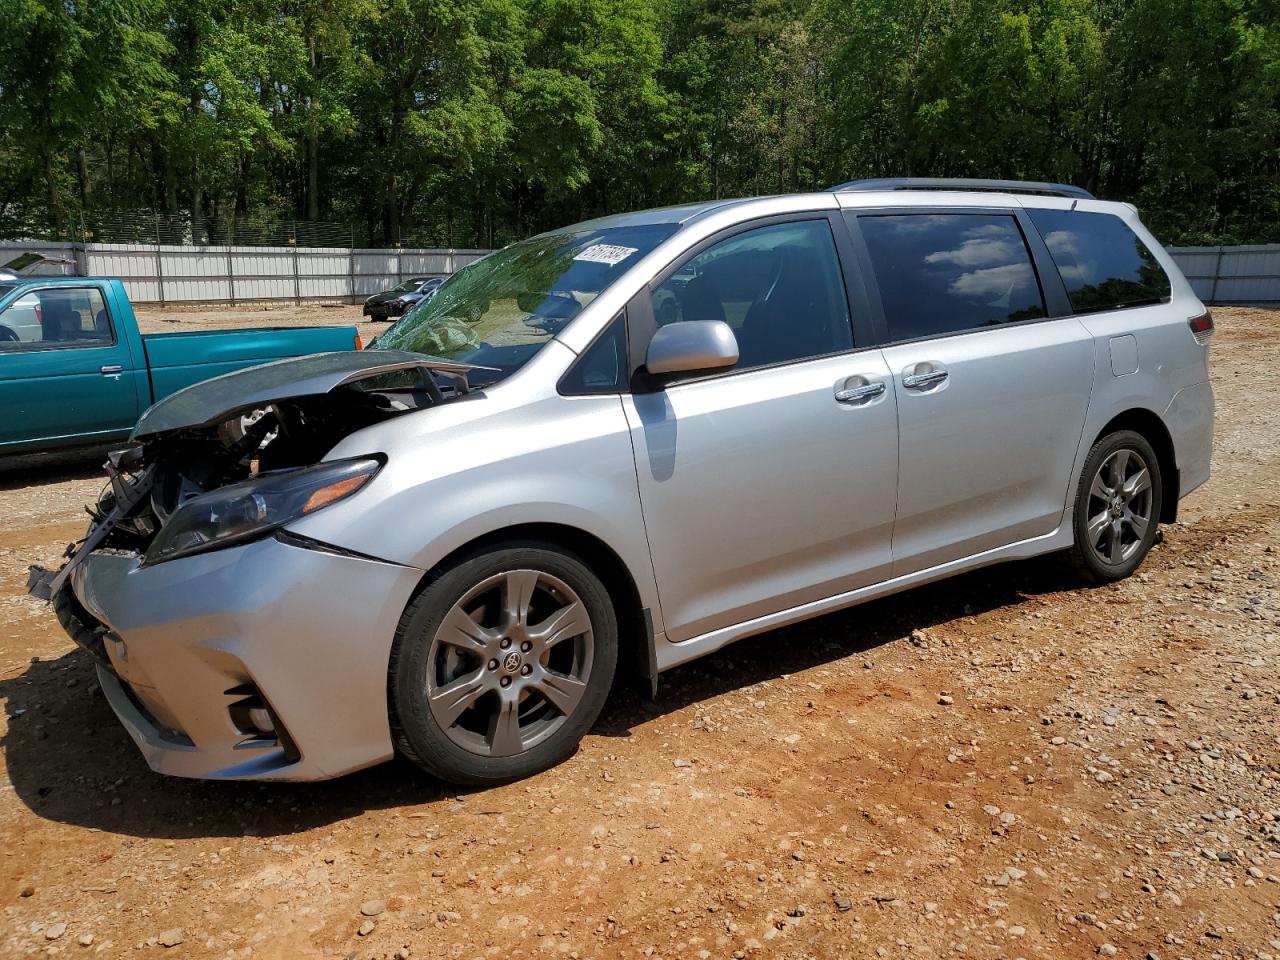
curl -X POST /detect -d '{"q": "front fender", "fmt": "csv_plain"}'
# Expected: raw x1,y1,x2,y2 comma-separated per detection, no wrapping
286,379,665,636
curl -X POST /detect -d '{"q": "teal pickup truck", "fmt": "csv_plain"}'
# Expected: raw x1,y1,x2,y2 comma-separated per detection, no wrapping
0,277,361,455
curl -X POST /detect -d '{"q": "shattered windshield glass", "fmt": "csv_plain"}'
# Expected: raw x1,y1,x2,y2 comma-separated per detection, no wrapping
376,223,678,384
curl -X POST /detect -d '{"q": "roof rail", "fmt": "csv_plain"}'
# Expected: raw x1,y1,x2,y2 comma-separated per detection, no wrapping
827,177,1094,200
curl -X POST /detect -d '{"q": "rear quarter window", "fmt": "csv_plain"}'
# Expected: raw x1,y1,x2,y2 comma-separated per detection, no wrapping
1027,209,1171,314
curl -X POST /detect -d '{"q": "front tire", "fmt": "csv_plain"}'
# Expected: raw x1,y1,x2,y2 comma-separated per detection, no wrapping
1067,430,1163,583
389,542,617,786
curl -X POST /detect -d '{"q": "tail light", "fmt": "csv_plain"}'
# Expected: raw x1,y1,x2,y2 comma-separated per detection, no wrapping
1188,309,1213,345
354,333,364,351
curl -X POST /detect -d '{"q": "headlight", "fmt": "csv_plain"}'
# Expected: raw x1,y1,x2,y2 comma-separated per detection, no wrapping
143,458,382,565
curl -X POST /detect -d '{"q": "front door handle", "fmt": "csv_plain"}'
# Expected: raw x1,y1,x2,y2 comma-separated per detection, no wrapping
834,381,886,403
100,365,123,377
902,368,948,390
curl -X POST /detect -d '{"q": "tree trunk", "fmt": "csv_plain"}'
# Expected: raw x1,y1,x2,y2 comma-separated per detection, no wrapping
307,34,319,221
190,163,202,243
307,132,320,221
163,147,178,214
236,153,249,215
45,151,64,237
385,123,402,242
77,145,91,209
384,172,399,245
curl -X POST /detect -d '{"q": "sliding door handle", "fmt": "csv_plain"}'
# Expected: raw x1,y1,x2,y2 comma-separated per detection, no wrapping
835,381,886,403
902,369,948,390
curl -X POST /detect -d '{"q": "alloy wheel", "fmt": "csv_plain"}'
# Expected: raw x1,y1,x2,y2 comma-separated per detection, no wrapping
1084,448,1153,566
425,569,594,757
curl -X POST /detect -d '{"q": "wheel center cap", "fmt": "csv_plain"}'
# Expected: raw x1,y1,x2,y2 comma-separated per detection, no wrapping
502,651,523,674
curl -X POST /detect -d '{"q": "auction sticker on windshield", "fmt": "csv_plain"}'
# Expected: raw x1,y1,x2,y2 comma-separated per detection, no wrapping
574,244,638,266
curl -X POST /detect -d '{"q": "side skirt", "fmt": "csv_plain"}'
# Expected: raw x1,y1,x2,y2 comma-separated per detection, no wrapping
653,525,1074,673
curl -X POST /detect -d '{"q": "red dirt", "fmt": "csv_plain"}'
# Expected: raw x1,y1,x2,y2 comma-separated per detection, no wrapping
1,307,1277,960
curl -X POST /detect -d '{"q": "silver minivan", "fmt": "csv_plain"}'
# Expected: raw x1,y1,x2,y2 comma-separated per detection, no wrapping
35,178,1215,785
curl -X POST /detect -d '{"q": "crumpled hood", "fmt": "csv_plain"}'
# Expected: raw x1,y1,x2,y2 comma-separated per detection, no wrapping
131,350,486,439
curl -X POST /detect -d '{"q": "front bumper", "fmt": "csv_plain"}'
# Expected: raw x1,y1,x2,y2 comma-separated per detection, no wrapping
69,535,422,781
362,302,404,319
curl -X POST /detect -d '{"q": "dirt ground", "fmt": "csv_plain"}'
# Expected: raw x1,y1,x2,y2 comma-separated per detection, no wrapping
132,300,370,334
1,306,1277,960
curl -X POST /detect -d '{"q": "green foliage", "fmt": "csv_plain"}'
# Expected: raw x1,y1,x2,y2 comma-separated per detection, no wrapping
1,0,1277,244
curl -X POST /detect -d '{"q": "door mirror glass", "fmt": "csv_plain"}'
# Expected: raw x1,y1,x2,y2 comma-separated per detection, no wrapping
645,320,739,376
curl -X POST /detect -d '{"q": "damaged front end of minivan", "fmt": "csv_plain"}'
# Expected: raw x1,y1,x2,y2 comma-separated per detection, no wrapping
26,350,490,780
31,350,488,607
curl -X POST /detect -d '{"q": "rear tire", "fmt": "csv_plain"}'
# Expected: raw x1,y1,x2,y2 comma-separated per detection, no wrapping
389,542,617,786
1067,429,1163,583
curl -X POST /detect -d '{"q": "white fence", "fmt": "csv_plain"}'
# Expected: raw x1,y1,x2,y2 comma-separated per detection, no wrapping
1166,245,1280,306
0,241,491,305
5,239,1279,307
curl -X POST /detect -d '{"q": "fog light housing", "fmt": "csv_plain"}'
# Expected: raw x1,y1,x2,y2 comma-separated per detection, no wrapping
225,684,301,762
246,707,275,734
227,685,279,738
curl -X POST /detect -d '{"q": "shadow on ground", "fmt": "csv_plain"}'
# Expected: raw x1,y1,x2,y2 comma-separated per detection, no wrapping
596,551,1080,733
0,551,1084,840
0,448,111,490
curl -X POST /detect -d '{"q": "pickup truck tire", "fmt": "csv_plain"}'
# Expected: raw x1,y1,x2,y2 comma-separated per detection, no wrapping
389,541,617,786
1067,429,1163,583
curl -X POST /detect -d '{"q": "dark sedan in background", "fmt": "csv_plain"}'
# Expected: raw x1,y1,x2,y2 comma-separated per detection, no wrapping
362,276,444,320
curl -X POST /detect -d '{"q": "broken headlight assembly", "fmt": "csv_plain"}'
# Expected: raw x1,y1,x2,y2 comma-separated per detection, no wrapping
143,457,383,566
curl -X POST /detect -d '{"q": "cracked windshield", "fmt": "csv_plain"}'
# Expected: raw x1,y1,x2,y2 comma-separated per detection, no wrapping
377,223,678,384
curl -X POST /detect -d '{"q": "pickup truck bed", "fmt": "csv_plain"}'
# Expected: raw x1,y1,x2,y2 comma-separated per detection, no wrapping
0,277,361,454
140,327,361,400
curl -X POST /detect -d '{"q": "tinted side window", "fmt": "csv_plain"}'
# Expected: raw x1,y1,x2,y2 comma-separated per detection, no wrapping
860,214,1046,342
560,314,626,394
1027,209,1171,313
0,287,113,351
652,219,852,370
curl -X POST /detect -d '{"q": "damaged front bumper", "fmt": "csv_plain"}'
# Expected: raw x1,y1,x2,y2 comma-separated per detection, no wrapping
56,534,422,781
23,350,497,780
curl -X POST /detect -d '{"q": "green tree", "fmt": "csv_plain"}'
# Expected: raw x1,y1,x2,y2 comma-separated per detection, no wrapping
2,0,1278,246
0,0,174,234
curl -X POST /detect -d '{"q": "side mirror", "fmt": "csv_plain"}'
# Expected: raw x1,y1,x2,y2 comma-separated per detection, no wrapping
644,321,739,376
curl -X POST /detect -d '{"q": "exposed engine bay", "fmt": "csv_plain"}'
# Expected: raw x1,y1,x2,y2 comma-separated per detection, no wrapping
27,351,490,608
100,389,407,549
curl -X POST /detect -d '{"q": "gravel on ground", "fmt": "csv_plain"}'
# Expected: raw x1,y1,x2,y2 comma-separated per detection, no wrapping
1,306,1277,960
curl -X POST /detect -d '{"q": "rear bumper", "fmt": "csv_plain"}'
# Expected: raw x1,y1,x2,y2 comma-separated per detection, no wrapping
1165,380,1214,499
69,535,422,781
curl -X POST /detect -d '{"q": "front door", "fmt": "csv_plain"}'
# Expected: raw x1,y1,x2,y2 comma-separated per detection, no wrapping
0,285,142,452
623,216,899,643
851,210,1095,574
